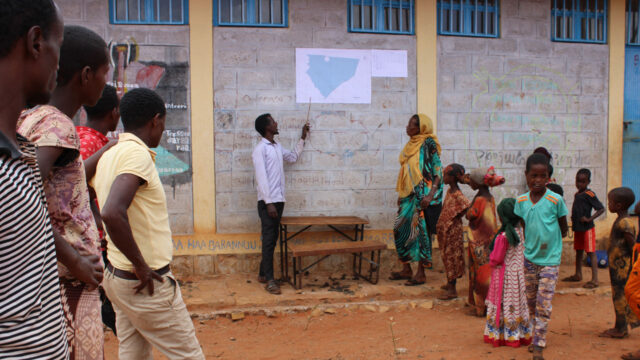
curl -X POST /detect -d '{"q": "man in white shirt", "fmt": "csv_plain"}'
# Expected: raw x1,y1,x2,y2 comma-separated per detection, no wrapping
252,113,309,294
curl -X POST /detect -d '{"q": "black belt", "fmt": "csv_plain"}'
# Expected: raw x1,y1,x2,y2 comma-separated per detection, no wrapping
106,263,170,280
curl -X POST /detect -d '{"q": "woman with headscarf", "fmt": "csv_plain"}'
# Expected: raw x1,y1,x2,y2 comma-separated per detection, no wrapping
391,114,443,286
465,166,504,316
484,198,532,348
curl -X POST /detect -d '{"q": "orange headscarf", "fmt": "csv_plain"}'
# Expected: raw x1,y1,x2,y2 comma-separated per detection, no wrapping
396,114,441,198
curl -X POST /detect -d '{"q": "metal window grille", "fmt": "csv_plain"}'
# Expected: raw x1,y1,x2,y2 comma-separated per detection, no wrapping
110,0,188,24
437,0,499,38
628,0,640,45
348,0,415,35
214,0,288,27
551,0,607,43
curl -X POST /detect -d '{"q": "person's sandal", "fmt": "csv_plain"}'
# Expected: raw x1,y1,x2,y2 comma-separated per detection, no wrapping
583,281,599,289
562,274,582,282
532,345,544,360
599,328,629,339
389,272,412,280
265,280,281,295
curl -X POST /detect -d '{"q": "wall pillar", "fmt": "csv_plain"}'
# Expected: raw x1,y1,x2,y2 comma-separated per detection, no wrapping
607,0,625,194
189,0,216,233
415,0,438,129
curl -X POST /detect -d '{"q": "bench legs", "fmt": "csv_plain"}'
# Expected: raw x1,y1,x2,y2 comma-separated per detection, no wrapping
290,250,382,290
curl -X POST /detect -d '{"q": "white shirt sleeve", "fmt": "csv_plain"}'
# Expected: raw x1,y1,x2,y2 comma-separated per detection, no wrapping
282,138,305,163
252,145,272,204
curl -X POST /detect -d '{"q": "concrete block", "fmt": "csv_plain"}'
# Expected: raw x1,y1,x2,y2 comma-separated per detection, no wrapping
171,256,194,277
216,213,260,233
502,0,519,16
371,92,407,111
214,90,237,110
439,74,455,92
439,93,472,112
487,39,518,55
215,69,237,90
325,10,346,28
56,0,83,20
231,172,255,191
215,110,235,130
470,131,503,150
582,78,606,94
215,151,232,172
441,37,488,54
238,70,276,90
259,49,294,67
350,151,384,169
536,94,568,113
519,1,549,19
523,79,559,92
285,191,311,211
566,133,594,151
579,151,606,167
313,152,347,170
502,19,537,38
438,130,468,150
333,131,368,150
233,131,261,151
276,69,296,89
311,190,354,210
232,151,253,171
458,113,490,130
534,133,565,150
313,111,350,130
230,191,261,212
194,256,216,276
473,56,504,74
490,77,521,93
215,132,234,151
386,77,416,92
502,93,536,112
369,130,402,150
353,190,387,209
368,170,399,189
438,55,472,74
455,74,489,92
519,39,552,57
85,0,109,22
217,50,257,67
577,96,606,115
504,132,534,150
504,58,537,75
552,43,583,58
522,114,562,131
436,113,458,130
567,61,607,78
351,112,390,130
535,58,567,76
472,93,503,111
490,113,522,130
291,8,326,26
148,29,189,46
256,91,295,109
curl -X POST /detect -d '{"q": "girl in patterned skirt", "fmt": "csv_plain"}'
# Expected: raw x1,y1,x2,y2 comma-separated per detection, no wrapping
484,198,532,347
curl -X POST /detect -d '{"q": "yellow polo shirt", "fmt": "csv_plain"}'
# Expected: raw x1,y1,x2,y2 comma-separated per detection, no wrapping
91,133,173,271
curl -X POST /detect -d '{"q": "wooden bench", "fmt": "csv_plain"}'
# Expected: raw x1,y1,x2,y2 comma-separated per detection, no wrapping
288,240,387,289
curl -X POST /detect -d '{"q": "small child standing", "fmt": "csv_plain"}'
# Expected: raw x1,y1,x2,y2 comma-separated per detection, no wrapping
563,168,605,288
465,166,504,317
484,198,532,347
600,187,639,339
514,153,568,360
436,163,471,300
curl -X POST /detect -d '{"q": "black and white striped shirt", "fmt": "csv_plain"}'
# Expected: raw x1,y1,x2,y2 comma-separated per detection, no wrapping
0,132,68,359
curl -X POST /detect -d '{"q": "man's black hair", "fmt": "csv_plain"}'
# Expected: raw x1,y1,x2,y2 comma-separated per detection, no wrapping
57,25,108,87
577,168,591,181
446,163,465,178
83,84,118,120
120,88,166,131
546,183,564,197
526,153,550,174
0,0,57,58
609,187,636,210
255,113,271,137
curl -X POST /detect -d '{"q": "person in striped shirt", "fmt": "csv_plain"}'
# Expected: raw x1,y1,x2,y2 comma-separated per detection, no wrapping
0,1,69,358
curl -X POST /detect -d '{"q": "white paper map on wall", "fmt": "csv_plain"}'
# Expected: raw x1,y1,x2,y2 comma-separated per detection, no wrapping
296,48,371,104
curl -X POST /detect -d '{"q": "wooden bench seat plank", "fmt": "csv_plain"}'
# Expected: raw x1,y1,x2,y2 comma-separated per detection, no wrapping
288,241,387,257
281,216,369,226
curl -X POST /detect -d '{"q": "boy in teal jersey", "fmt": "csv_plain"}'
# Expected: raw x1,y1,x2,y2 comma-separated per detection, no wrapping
514,153,568,360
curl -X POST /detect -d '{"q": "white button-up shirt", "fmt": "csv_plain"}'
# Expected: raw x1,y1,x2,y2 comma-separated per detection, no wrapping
252,137,304,204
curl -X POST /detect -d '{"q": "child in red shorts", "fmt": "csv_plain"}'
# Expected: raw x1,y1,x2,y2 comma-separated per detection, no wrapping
563,168,604,288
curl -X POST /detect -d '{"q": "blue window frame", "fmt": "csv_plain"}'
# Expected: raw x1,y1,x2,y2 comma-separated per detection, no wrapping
348,0,415,35
109,0,188,25
437,0,499,38
628,0,640,45
551,0,607,43
214,0,288,27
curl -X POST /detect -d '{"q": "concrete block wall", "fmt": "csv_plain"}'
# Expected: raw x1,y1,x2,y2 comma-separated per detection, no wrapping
57,0,195,234
437,0,609,211
214,0,417,233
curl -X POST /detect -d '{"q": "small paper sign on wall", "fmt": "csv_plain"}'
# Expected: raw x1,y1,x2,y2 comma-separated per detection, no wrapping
371,50,408,78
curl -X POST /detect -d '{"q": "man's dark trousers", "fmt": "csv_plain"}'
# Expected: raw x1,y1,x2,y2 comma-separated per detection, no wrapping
258,201,285,281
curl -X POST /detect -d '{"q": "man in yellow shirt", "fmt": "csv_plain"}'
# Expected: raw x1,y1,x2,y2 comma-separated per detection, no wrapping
92,88,204,360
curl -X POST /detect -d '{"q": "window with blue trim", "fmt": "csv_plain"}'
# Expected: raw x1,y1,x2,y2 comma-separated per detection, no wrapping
437,0,499,38
551,0,606,43
109,0,188,25
214,0,288,27
628,0,640,45
348,0,415,35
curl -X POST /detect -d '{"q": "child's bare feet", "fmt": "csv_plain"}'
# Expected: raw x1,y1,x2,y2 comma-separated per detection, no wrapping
438,282,458,300
532,345,544,360
582,280,599,289
599,328,629,338
562,274,582,282
621,349,640,360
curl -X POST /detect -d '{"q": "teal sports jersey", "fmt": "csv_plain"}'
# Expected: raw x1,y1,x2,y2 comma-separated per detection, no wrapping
514,189,568,266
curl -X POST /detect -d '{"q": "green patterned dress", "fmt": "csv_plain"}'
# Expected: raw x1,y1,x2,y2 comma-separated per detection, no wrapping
393,138,443,265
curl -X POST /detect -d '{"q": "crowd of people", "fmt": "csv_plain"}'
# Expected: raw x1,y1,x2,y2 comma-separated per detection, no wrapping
2,1,640,360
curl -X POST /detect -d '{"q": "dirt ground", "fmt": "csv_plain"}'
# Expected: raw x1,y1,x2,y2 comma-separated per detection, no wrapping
103,267,640,359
